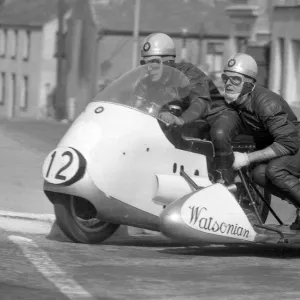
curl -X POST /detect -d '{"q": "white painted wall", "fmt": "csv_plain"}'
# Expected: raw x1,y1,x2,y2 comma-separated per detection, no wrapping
270,6,300,108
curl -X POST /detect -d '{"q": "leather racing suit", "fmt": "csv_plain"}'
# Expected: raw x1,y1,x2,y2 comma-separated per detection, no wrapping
230,86,300,208
165,62,240,180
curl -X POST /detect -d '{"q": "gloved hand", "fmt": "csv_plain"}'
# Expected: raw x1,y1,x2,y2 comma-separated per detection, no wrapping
158,111,184,126
232,152,250,170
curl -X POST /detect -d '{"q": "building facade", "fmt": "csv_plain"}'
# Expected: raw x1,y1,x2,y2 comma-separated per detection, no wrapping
269,1,300,112
65,0,275,119
0,26,42,118
0,0,72,119
0,0,278,120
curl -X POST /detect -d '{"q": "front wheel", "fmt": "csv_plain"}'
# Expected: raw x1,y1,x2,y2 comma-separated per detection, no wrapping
52,193,120,244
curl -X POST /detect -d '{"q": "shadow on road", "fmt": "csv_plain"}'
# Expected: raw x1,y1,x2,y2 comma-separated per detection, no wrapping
45,222,300,258
158,243,300,259
46,229,300,259
46,231,188,248
103,235,189,248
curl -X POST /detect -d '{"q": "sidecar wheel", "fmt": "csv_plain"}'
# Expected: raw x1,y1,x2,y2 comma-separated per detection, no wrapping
52,193,120,244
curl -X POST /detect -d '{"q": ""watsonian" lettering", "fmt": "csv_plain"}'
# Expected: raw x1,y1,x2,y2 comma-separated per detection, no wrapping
189,206,250,238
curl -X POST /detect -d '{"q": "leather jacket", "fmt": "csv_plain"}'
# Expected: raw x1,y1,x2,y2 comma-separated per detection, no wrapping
175,62,229,123
135,62,230,124
232,86,300,155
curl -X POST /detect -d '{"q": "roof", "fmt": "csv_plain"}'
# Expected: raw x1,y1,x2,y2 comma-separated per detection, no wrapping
88,0,232,37
0,0,75,27
274,0,300,6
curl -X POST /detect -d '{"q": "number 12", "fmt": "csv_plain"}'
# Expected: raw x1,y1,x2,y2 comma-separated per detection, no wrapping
45,151,74,180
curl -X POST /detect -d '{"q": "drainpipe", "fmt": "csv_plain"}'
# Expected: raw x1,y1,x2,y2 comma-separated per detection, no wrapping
55,0,66,120
132,0,141,69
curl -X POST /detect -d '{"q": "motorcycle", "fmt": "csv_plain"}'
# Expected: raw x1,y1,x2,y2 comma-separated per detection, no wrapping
42,64,298,247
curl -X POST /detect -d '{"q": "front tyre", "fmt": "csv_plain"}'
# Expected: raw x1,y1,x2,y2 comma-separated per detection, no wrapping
52,193,120,244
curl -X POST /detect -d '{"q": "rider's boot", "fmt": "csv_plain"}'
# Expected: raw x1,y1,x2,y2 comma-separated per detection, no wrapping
283,188,300,230
275,188,300,230
270,182,300,230
215,168,235,185
264,164,300,230
213,152,236,185
290,208,300,230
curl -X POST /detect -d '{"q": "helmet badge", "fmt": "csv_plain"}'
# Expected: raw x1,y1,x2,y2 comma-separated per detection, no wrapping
228,59,236,67
143,42,151,52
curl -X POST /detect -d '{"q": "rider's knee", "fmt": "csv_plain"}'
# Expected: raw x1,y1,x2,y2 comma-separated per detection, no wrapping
252,164,267,187
265,160,284,182
209,128,228,144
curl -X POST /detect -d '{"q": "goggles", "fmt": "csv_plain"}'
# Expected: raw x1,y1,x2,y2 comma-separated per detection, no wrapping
221,73,244,86
140,56,175,66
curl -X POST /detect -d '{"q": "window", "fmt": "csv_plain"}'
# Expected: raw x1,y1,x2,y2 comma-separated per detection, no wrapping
0,72,5,105
237,38,248,53
20,75,28,110
235,22,251,36
9,30,17,59
231,0,249,4
11,73,16,107
0,29,6,57
206,42,224,73
22,30,30,60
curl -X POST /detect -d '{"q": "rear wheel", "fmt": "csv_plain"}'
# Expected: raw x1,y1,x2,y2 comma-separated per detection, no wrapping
51,193,120,244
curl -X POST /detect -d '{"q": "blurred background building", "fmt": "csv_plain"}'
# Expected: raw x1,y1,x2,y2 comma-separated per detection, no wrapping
0,0,74,120
66,0,274,118
269,0,300,113
0,0,298,120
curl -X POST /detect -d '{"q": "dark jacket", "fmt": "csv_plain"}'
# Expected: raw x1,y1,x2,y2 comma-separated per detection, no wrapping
233,86,300,155
175,62,228,123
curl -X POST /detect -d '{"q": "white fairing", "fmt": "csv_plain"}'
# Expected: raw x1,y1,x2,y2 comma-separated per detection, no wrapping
153,174,212,206
181,184,257,241
57,102,211,216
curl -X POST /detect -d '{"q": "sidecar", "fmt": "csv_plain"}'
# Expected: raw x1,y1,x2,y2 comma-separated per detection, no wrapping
159,182,300,248
42,64,295,247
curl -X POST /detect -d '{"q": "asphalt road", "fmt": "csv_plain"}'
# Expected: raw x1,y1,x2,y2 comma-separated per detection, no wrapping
2,225,300,300
1,119,300,300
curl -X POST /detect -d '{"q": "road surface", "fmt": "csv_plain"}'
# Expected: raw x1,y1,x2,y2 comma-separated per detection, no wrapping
1,119,300,299
1,221,300,300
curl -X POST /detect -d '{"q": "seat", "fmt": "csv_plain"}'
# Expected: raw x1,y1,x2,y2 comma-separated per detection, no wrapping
181,119,210,140
181,133,255,159
232,134,256,153
181,136,215,158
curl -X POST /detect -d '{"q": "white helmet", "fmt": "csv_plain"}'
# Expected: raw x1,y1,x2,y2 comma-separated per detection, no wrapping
224,53,258,81
141,33,176,57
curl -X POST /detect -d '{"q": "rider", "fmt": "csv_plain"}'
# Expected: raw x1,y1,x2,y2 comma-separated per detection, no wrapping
139,33,241,184
222,53,300,230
